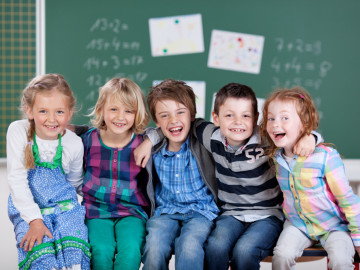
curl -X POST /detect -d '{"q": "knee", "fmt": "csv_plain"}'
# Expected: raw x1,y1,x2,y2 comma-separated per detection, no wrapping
205,237,229,256
231,244,261,268
91,241,115,259
142,240,172,263
273,244,297,264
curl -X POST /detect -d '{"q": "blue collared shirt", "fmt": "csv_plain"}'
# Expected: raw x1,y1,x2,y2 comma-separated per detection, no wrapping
153,138,219,220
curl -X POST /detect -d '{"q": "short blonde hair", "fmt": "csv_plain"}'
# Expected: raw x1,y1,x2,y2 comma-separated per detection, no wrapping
89,77,149,134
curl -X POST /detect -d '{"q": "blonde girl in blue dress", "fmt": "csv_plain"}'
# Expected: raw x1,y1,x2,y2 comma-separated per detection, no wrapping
7,74,90,270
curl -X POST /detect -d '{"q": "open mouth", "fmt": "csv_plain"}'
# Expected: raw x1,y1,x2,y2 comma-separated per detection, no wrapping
274,132,285,140
169,126,183,135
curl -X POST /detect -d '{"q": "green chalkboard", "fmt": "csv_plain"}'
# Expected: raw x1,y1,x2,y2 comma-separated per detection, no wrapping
1,0,36,158
45,0,360,158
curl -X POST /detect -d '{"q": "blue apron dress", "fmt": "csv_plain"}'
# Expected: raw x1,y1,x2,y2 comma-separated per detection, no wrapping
8,134,91,270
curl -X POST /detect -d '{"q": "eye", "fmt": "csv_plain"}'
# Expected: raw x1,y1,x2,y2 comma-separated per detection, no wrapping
281,116,288,121
110,108,117,112
225,114,232,118
39,110,46,114
57,110,64,114
160,114,168,119
268,117,274,121
244,114,251,118
125,109,134,114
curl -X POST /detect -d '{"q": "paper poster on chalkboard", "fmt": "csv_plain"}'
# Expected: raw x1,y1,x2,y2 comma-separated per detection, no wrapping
207,30,265,74
149,14,204,57
153,80,206,118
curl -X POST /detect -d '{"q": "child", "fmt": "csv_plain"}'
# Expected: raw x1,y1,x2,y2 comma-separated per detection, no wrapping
136,82,320,270
260,87,360,270
137,79,219,270
7,74,90,270
80,77,150,270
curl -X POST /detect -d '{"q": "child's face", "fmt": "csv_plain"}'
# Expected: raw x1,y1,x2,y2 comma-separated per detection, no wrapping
266,99,303,157
26,90,73,140
212,97,257,146
102,96,135,137
154,99,193,152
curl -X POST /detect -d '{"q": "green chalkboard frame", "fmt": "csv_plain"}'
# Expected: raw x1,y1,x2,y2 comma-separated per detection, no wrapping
44,0,360,158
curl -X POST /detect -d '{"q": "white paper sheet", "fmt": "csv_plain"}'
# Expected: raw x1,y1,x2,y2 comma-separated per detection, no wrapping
208,29,265,74
149,14,204,57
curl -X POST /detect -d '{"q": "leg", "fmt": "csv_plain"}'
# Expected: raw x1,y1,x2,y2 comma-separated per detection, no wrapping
204,215,245,270
272,220,314,270
86,218,116,270
175,211,214,270
114,216,146,270
17,215,57,270
55,206,90,270
230,216,283,270
142,214,180,270
324,231,355,270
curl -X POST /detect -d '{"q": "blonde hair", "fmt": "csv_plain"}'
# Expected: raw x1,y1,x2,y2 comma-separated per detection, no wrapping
21,73,76,169
89,77,149,134
259,86,319,158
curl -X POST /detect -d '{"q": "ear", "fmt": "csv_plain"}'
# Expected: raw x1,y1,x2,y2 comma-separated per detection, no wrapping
25,106,34,120
69,109,74,120
155,120,160,128
212,111,220,127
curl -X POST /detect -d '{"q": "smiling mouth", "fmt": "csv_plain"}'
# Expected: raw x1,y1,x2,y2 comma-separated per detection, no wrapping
113,122,125,127
45,125,59,129
169,126,183,135
274,132,285,140
230,128,245,133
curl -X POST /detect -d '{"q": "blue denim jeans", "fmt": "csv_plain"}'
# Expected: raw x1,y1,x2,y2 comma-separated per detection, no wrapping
204,215,283,270
142,211,214,270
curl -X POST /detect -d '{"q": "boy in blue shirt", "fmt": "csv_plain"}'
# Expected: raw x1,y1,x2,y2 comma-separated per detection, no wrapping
138,79,219,270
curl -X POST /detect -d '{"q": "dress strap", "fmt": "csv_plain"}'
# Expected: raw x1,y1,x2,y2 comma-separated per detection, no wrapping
32,133,65,174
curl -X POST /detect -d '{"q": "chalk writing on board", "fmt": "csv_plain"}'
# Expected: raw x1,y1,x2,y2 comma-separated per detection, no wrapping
86,38,140,51
82,18,148,105
89,18,129,33
270,38,332,119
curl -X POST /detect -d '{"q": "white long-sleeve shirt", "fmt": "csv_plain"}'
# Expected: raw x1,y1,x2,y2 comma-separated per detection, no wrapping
6,120,84,224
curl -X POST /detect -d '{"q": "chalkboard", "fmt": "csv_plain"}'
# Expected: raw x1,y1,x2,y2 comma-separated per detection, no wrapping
0,0,36,158
45,0,360,158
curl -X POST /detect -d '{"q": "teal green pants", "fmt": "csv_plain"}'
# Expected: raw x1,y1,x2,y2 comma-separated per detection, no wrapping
86,216,146,270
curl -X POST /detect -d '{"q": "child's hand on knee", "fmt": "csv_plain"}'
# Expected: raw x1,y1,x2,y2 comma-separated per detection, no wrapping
20,219,53,252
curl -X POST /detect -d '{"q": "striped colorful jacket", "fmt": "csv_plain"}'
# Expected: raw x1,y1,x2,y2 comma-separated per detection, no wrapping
274,144,360,246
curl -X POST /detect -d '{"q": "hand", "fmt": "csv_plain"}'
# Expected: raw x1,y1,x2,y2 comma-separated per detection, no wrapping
293,134,315,157
20,219,53,252
355,246,360,256
134,138,153,168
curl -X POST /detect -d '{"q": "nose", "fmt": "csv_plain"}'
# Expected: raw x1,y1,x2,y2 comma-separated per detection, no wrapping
116,110,124,119
270,119,279,128
169,114,178,123
234,116,242,125
48,112,56,122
